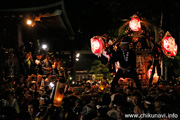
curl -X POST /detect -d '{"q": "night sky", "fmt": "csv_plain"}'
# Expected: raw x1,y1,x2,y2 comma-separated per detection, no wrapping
64,0,179,50
0,0,179,52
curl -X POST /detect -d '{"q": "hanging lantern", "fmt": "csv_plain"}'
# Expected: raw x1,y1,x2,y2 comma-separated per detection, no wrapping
129,15,141,31
162,31,178,58
90,36,104,57
53,81,64,107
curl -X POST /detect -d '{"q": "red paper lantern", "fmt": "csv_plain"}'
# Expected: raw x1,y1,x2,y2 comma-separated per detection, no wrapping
162,36,177,58
129,15,141,31
91,37,104,57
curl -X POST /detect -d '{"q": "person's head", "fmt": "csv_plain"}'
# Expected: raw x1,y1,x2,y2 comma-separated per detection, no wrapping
4,89,14,101
89,98,98,108
19,74,25,83
101,93,111,106
120,37,129,51
28,99,39,116
121,43,129,51
101,77,107,86
29,83,36,90
84,85,91,93
125,87,132,95
9,52,15,59
144,96,154,111
45,55,50,60
26,52,31,58
39,95,49,106
131,90,143,106
37,75,42,80
8,77,15,86
113,93,125,107
154,94,170,114
61,95,77,112
96,101,109,116
20,45,25,51
36,54,40,60
27,52,32,56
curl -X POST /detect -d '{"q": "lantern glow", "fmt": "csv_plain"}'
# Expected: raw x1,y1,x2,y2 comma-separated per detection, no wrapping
53,82,64,107
129,15,141,31
147,66,159,84
147,66,153,79
26,18,35,27
56,96,63,102
99,85,104,91
152,72,159,84
27,19,32,25
99,84,105,91
90,37,104,57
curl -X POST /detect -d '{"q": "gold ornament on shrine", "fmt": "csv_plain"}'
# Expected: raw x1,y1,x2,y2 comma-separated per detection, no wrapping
136,42,142,49
129,42,134,49
132,37,139,42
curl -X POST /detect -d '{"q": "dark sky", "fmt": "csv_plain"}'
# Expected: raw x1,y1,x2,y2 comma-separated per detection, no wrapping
0,0,179,52
64,0,179,49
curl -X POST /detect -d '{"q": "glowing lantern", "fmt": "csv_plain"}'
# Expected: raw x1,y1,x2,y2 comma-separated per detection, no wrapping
162,31,178,58
152,72,159,84
53,82,64,107
90,36,104,57
129,15,141,31
98,80,106,92
147,66,159,84
99,85,105,91
147,66,153,79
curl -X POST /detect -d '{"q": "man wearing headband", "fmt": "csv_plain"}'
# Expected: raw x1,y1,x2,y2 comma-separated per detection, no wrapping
109,38,142,93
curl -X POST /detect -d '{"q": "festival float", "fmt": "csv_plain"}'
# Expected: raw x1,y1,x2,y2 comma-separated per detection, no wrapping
90,14,178,86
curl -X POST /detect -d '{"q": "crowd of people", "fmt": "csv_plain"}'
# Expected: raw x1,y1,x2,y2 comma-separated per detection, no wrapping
0,45,180,120
2,45,65,79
